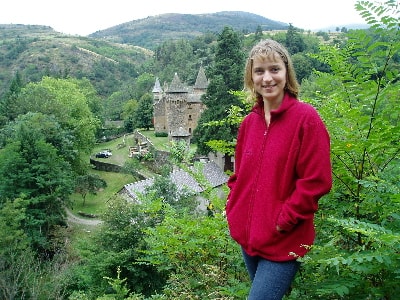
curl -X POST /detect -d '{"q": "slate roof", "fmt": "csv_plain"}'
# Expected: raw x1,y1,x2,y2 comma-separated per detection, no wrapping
121,161,228,202
187,93,203,103
152,77,163,93
194,65,209,90
168,73,188,93
170,127,190,137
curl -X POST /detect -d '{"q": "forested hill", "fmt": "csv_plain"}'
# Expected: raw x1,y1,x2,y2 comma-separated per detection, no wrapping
88,11,288,49
0,11,287,97
0,24,152,98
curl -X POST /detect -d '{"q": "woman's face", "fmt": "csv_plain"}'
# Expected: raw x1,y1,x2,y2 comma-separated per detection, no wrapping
252,54,287,105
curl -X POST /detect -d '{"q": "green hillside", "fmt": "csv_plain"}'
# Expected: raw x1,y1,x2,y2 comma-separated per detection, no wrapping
89,11,288,49
0,24,152,97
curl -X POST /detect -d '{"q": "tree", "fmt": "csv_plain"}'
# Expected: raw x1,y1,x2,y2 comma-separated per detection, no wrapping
122,99,138,132
104,90,127,120
75,174,107,206
285,23,306,54
316,30,330,41
0,112,76,256
0,198,34,299
291,52,313,82
132,92,153,130
134,73,156,99
254,25,264,42
70,77,104,124
69,196,167,298
9,77,100,173
0,71,24,125
193,26,245,156
0,139,74,255
141,183,248,299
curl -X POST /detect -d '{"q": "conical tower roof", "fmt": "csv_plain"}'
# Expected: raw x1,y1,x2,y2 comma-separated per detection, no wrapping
194,65,208,90
168,73,187,93
152,77,163,93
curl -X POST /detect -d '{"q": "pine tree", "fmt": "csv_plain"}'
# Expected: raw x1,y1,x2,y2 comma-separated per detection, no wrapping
0,71,24,125
285,23,306,54
254,25,264,42
193,27,245,157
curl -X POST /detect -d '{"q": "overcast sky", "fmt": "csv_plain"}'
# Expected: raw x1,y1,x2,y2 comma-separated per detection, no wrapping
1,0,367,36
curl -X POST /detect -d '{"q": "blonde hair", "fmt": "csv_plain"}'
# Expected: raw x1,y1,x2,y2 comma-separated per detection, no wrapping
244,39,299,103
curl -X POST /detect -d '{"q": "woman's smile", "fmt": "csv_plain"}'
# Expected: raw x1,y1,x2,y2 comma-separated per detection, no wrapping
252,56,287,105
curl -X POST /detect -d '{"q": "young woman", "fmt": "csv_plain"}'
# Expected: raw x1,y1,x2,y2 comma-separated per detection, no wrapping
226,39,332,299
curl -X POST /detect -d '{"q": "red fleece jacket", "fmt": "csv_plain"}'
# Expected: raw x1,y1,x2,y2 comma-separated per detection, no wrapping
226,93,332,261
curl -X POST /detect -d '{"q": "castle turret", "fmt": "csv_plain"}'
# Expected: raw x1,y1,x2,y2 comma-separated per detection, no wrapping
152,77,163,101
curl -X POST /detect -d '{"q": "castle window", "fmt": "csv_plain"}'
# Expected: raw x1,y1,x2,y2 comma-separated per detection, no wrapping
188,115,192,121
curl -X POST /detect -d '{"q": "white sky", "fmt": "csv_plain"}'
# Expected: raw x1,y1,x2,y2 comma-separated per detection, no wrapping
1,0,367,36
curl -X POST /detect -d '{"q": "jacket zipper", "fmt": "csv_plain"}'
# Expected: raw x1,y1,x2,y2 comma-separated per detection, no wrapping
245,119,270,246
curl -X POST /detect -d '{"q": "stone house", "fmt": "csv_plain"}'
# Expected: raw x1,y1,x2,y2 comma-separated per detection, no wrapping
152,66,208,143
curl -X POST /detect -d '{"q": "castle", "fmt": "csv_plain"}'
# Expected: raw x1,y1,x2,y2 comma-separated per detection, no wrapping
152,66,208,143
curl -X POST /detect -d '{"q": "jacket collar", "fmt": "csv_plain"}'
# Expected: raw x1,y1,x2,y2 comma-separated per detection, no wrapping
252,92,298,118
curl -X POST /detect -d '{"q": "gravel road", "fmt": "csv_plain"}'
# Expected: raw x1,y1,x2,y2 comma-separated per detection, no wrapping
66,208,103,226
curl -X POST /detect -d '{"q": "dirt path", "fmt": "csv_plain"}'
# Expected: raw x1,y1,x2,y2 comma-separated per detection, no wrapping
66,208,103,226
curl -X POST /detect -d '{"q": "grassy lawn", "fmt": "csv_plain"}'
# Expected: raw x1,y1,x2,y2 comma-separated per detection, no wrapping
70,130,169,216
70,169,136,215
140,129,197,152
139,129,170,150
91,133,136,165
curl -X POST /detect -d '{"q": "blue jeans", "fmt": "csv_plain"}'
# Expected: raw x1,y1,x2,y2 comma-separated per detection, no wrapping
242,248,300,300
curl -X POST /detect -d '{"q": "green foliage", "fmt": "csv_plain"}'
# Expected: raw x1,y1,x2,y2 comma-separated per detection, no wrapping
316,31,330,41
71,77,105,124
69,139,246,299
4,77,101,173
102,266,130,300
138,142,248,298
0,119,75,254
0,26,149,98
154,132,168,137
123,99,139,133
0,200,72,299
0,71,24,125
142,167,198,218
0,199,28,253
0,76,101,256
68,196,167,298
132,93,154,130
289,1,400,298
152,40,196,85
141,191,248,299
285,24,306,54
204,91,251,156
168,140,195,165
